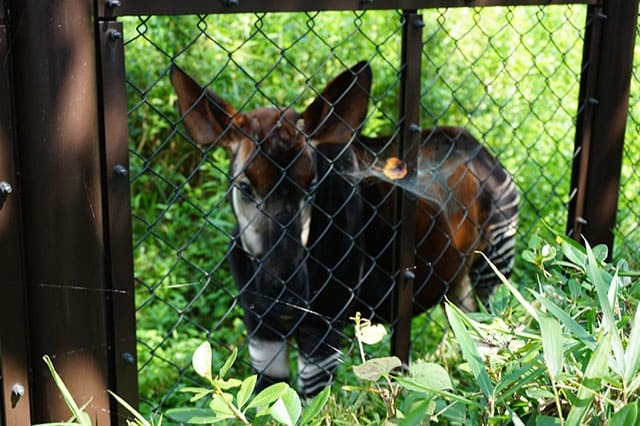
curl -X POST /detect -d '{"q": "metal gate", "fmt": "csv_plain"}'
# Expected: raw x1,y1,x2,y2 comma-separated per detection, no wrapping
0,0,638,424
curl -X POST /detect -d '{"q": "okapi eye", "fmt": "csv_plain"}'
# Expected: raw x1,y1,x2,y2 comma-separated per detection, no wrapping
237,181,254,200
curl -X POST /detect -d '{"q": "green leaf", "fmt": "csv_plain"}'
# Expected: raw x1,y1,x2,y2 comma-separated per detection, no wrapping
628,373,640,395
192,341,213,380
219,347,238,379
398,398,433,426
624,300,640,383
237,375,257,410
179,387,213,402
445,303,493,400
535,294,596,350
440,401,468,424
522,249,536,264
393,376,484,409
210,393,235,417
538,312,563,378
165,407,223,424
407,361,453,391
246,382,289,410
560,238,587,270
506,406,526,426
300,386,330,426
495,364,545,403
179,386,211,394
608,271,619,308
524,388,554,400
212,377,242,390
535,415,562,426
585,242,625,376
540,243,557,262
527,234,543,249
35,423,83,426
476,252,538,321
566,331,612,426
42,355,91,426
357,323,388,345
609,400,639,426
108,390,152,426
269,387,302,426
353,356,401,381
592,244,608,262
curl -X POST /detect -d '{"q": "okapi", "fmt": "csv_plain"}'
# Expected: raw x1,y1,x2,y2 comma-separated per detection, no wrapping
170,61,519,396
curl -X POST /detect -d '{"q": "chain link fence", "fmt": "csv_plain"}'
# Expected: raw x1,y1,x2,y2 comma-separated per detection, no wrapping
617,24,640,261
122,5,590,415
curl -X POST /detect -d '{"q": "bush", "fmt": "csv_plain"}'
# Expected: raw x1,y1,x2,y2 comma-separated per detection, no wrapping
309,233,640,425
40,233,640,425
151,233,640,425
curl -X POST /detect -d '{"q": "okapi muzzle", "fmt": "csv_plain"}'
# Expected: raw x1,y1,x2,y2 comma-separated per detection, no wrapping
223,109,316,320
170,61,519,397
244,188,312,321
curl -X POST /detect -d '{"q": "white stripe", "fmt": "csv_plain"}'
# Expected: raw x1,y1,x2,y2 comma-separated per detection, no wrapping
297,352,341,394
485,219,518,234
492,239,516,257
249,338,289,379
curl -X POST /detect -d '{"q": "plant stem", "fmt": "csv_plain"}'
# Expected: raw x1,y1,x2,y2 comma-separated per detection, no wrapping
550,376,564,426
214,386,251,425
357,337,367,364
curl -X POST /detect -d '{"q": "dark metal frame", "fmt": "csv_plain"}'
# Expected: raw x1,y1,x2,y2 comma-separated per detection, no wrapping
567,0,640,253
1,0,138,424
0,0,638,423
97,0,597,18
7,1,113,423
96,19,140,419
391,11,423,364
0,1,32,423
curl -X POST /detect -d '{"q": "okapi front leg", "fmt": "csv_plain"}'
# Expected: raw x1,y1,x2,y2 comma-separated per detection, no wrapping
248,336,290,391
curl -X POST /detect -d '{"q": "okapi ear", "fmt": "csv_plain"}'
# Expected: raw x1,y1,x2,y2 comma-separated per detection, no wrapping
170,65,239,148
302,61,372,144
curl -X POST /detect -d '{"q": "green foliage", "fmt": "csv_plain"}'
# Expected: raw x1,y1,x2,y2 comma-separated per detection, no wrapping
36,356,162,426
35,355,92,426
39,233,640,424
164,341,331,425
109,391,163,426
340,233,640,425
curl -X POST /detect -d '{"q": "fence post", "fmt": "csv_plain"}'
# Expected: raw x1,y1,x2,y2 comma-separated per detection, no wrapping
9,1,114,423
96,19,140,419
391,11,423,365
0,8,33,425
568,0,640,253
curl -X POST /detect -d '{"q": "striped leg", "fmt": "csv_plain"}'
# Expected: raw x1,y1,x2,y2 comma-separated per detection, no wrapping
248,337,290,391
449,274,478,312
296,321,343,398
473,204,518,307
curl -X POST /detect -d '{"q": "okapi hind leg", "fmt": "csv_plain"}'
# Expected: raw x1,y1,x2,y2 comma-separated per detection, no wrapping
295,320,344,398
448,274,479,312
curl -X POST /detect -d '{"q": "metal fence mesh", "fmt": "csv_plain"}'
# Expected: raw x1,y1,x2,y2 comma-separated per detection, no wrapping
123,5,588,415
617,22,640,261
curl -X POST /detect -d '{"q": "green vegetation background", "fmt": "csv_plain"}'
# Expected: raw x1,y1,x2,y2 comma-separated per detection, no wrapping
121,5,640,416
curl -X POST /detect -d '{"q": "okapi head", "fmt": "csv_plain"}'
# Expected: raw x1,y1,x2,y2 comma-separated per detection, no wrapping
170,62,371,318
